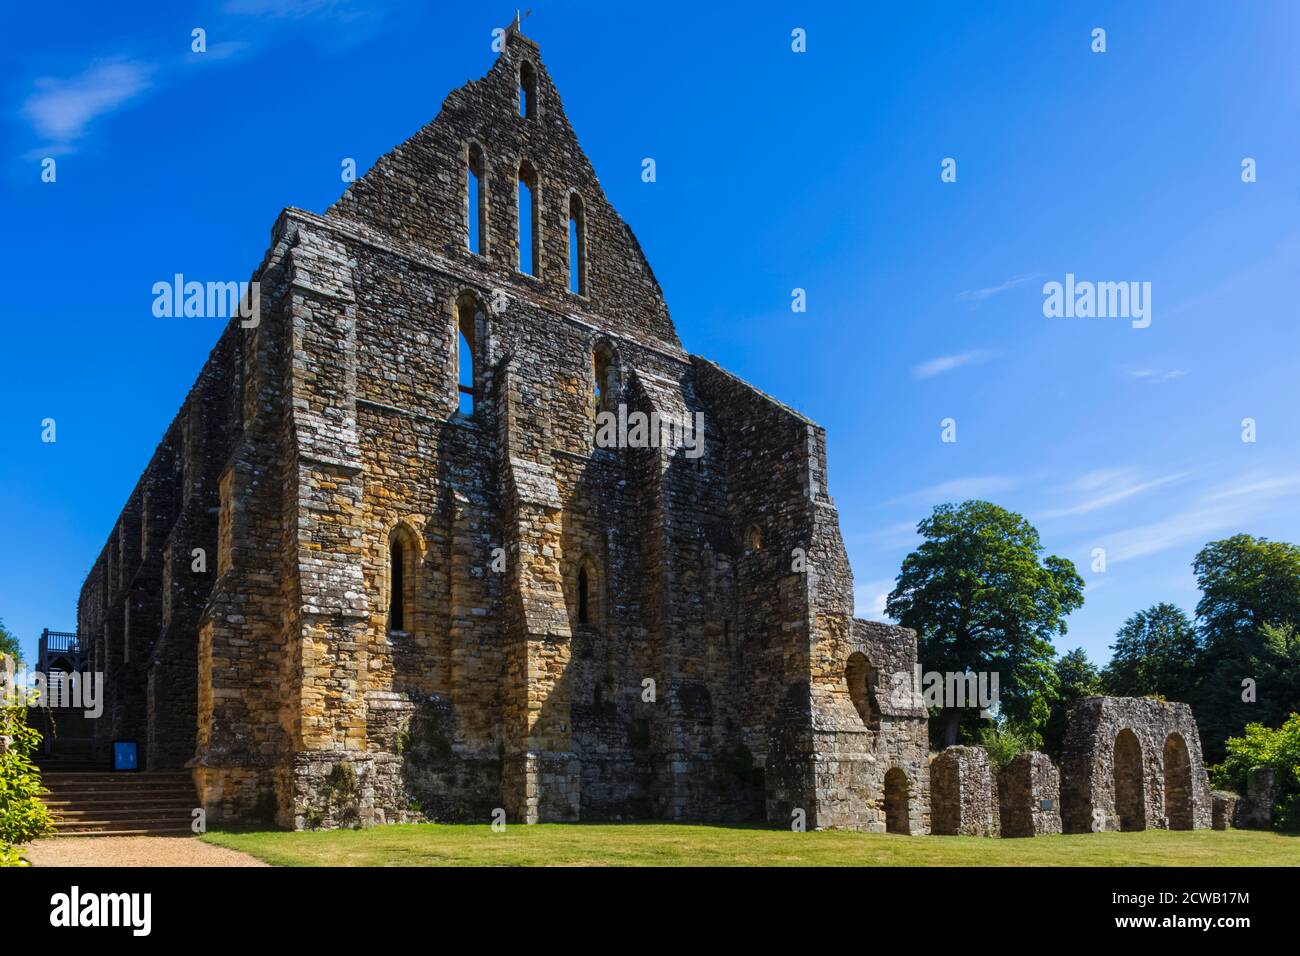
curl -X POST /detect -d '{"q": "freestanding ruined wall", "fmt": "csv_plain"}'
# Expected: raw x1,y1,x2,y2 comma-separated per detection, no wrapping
1211,791,1237,830
1232,768,1276,830
997,751,1062,837
1060,696,1212,833
930,745,999,836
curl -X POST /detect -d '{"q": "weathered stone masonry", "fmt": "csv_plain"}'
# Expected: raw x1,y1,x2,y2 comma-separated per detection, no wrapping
997,750,1061,838
931,745,999,837
1060,696,1212,833
76,26,929,830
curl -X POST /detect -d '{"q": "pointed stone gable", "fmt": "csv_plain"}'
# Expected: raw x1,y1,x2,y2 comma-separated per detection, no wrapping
328,29,680,350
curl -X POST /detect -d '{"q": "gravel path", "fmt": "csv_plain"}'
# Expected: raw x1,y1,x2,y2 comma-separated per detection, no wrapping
21,836,269,867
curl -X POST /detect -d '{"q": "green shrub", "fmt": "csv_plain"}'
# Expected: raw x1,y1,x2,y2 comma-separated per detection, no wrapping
1213,712,1300,832
0,700,55,865
976,720,1043,773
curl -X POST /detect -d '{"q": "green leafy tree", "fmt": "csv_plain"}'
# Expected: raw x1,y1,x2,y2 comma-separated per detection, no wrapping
0,697,54,865
1192,536,1300,762
1194,535,1300,649
886,500,1085,747
1210,713,1300,832
0,619,20,665
1042,647,1101,761
1101,603,1200,702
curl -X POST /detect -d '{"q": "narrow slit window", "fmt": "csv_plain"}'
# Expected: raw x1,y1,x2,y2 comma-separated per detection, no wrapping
467,144,485,255
518,163,538,276
593,344,615,414
568,193,585,295
456,292,478,415
389,541,405,632
519,61,537,119
577,566,590,625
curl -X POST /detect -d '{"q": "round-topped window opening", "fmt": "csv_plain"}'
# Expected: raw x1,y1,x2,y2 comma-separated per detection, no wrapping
845,651,880,730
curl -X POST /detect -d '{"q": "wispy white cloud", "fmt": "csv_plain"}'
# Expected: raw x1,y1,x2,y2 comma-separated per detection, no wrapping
1040,469,1189,519
957,273,1038,303
1203,474,1300,503
854,580,895,621
1130,368,1188,384
852,520,920,550
15,0,389,159
199,40,255,63
891,475,1018,506
225,0,334,15
1071,468,1131,492
1096,472,1300,564
912,348,998,380
223,0,378,25
20,58,155,151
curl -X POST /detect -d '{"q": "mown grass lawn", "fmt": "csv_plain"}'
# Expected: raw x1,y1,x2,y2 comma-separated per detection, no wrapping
202,822,1300,867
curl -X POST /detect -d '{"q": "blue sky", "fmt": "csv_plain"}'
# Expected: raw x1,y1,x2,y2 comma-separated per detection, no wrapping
4,1,1300,670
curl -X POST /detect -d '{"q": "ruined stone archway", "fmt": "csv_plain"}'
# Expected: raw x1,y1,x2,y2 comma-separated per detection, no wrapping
1163,732,1193,830
1113,728,1146,831
1060,696,1213,833
845,652,880,731
884,767,910,834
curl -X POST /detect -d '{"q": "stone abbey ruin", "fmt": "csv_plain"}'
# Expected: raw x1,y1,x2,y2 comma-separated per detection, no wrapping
71,25,1222,835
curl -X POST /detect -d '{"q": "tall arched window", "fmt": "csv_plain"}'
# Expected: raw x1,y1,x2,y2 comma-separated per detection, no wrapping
388,540,405,632
845,652,881,731
519,61,537,119
592,342,616,414
574,555,601,628
387,524,420,636
518,162,538,276
577,566,590,625
455,292,480,416
568,193,586,295
466,143,486,255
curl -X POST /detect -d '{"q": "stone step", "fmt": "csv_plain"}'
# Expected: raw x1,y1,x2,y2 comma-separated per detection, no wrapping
44,776,194,788
53,824,195,837
44,793,197,808
35,763,104,774
43,771,192,781
43,775,193,780
39,771,200,839
53,813,196,829
48,796,196,811
43,773,193,788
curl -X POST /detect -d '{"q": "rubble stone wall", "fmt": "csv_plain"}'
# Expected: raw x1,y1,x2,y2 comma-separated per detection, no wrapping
1232,767,1276,830
1060,696,1213,833
931,745,999,836
997,751,1062,837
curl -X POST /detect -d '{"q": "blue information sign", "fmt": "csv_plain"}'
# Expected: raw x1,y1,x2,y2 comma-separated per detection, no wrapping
113,741,138,771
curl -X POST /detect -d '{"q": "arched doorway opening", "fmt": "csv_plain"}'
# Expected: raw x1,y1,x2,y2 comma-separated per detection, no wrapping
1113,728,1146,831
883,767,910,835
1163,732,1193,830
